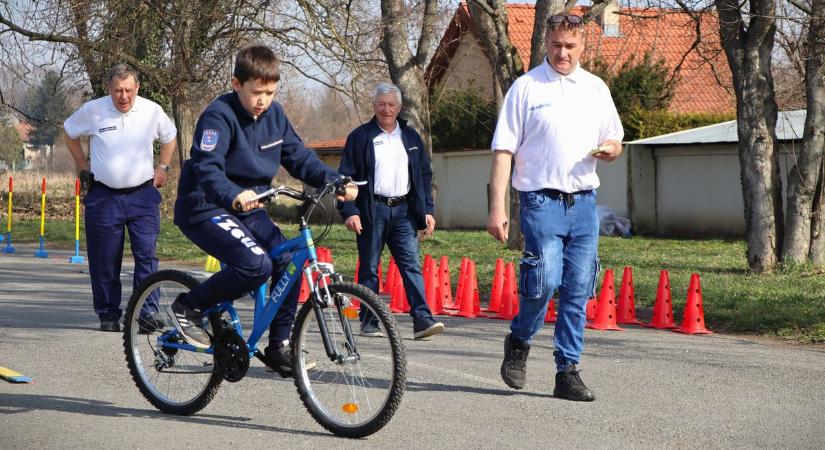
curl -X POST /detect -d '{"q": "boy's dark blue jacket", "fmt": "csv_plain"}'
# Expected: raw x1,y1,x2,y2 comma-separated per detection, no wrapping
336,116,434,230
175,92,338,227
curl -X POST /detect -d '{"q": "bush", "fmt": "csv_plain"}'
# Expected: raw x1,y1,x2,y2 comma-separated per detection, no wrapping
623,108,735,141
430,88,497,150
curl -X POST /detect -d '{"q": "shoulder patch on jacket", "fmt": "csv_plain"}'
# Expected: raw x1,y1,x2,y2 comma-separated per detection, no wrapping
200,129,219,151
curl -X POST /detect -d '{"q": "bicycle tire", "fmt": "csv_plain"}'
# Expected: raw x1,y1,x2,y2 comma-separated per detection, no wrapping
292,281,406,437
123,270,223,415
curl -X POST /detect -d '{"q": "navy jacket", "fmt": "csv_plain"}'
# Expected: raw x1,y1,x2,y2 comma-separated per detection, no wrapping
337,117,434,230
175,92,338,226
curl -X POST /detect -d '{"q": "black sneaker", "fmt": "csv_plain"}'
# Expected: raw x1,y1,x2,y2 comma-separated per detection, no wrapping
413,319,445,340
167,294,211,349
264,340,293,378
501,333,530,389
99,318,120,332
554,364,596,402
360,321,384,337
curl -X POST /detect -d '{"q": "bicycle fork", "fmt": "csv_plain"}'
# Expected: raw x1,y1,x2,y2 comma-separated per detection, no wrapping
306,264,359,364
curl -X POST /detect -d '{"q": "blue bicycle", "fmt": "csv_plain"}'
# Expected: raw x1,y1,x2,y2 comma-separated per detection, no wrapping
122,179,406,437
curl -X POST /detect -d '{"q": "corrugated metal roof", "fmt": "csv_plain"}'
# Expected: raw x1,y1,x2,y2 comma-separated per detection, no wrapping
628,110,806,145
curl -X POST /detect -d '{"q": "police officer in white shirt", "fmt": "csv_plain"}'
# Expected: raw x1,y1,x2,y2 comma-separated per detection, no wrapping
64,64,177,332
488,13,623,401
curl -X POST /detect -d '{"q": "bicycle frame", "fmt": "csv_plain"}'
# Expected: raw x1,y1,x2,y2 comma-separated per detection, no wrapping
157,221,335,357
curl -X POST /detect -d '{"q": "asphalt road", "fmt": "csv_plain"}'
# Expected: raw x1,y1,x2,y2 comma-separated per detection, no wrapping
1,246,824,449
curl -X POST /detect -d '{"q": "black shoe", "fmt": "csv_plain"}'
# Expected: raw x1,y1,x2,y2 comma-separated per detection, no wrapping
138,314,166,334
99,319,120,332
413,318,445,340
167,294,211,349
554,364,595,402
360,321,384,337
264,340,293,378
501,333,529,389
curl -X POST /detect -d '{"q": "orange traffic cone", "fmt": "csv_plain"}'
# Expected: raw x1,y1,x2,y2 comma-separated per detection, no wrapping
485,258,505,313
453,260,482,318
298,272,310,303
382,256,397,294
585,298,597,320
493,262,519,320
423,255,445,315
389,264,407,313
674,273,713,335
449,257,469,310
587,269,623,331
616,266,643,325
644,270,677,329
544,299,557,323
377,259,384,293
437,256,453,310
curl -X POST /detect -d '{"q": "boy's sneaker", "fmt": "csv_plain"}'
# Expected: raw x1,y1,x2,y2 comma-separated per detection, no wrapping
554,364,595,402
501,333,530,389
264,340,293,378
168,294,211,349
360,321,384,337
413,318,445,340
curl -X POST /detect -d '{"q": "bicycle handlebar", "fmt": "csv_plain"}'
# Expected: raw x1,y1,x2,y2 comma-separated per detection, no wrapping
249,176,366,204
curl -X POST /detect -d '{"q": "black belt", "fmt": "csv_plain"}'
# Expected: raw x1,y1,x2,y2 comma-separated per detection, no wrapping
540,188,592,208
374,194,407,207
99,179,153,194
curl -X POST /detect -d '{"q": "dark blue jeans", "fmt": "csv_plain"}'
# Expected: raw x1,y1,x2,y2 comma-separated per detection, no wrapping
84,183,160,321
356,201,434,327
179,209,300,345
511,189,600,372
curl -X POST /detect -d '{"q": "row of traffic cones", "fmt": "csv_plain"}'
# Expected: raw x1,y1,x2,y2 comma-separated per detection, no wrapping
584,267,712,335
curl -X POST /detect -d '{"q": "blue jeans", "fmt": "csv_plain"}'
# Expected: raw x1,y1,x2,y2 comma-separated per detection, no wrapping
179,209,300,345
356,201,433,327
84,182,160,320
510,189,600,372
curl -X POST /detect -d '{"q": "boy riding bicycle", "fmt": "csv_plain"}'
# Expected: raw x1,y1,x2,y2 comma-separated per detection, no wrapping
170,44,356,376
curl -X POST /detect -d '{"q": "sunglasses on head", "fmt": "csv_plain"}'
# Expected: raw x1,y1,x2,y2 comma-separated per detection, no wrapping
547,14,583,26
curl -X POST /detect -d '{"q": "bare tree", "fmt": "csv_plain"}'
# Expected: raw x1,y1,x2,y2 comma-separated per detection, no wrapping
0,1,285,166
783,0,825,265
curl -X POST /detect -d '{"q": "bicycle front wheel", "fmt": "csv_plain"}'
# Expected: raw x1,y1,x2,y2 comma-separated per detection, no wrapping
123,270,222,415
292,282,406,438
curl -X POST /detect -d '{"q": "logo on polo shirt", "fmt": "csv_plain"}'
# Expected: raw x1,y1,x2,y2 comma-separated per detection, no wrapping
529,103,552,111
201,129,219,151
98,126,117,133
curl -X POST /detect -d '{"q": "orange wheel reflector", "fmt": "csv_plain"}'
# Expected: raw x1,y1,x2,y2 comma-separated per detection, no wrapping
342,308,359,319
342,403,359,414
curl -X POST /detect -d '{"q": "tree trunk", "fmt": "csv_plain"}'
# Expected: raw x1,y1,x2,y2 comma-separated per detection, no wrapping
784,0,825,265
172,96,195,167
467,0,525,249
529,1,569,69
379,0,435,156
716,0,782,272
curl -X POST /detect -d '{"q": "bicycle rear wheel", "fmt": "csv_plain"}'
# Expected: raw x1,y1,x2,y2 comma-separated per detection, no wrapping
123,270,222,415
292,281,406,438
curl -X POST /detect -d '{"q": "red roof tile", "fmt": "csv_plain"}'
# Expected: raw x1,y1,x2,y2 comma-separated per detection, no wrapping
427,3,734,115
306,138,346,150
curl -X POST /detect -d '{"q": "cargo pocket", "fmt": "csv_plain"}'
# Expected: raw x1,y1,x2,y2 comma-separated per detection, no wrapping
519,251,543,300
588,257,601,298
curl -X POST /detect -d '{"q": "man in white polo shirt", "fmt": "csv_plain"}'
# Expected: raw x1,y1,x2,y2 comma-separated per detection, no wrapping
64,64,177,332
487,12,623,401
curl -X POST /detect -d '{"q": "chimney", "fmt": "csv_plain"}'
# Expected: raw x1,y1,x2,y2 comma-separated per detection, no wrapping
600,2,620,38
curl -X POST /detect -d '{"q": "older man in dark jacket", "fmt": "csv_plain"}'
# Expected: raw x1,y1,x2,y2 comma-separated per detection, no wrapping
338,82,444,340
